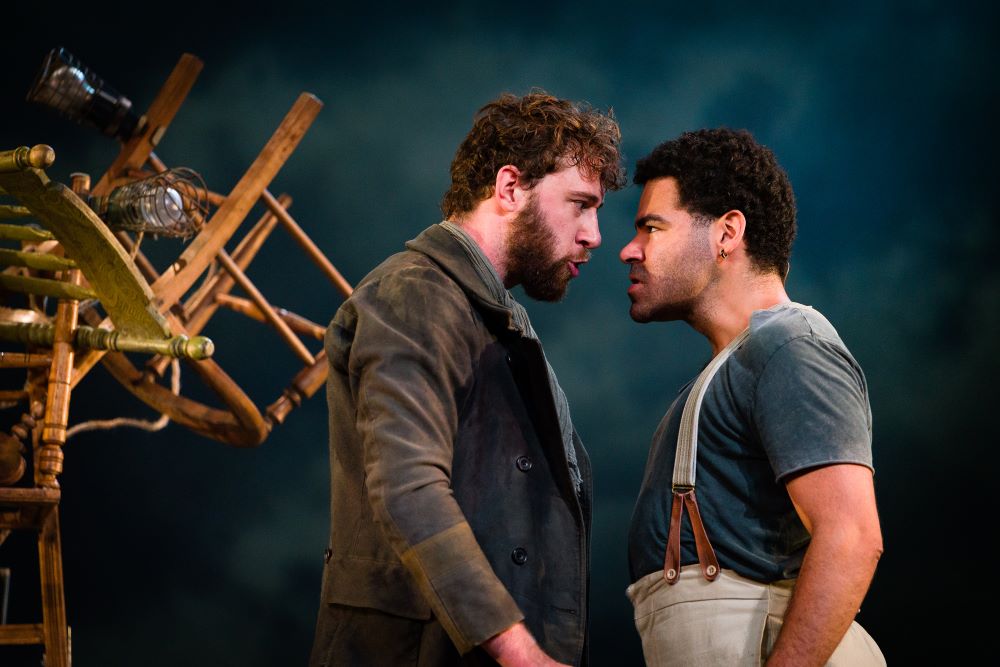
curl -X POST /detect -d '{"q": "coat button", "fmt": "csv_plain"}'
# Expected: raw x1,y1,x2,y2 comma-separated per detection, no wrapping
511,547,528,565
515,455,533,472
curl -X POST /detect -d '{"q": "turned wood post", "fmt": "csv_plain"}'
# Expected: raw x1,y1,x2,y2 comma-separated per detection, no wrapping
36,175,89,489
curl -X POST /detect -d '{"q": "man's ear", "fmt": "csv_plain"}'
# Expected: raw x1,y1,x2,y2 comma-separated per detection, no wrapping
715,209,746,257
494,165,522,213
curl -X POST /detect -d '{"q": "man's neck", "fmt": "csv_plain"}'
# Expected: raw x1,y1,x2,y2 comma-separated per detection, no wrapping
449,207,509,282
690,273,790,356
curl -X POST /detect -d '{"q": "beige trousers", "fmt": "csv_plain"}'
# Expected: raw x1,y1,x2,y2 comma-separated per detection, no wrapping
626,568,885,666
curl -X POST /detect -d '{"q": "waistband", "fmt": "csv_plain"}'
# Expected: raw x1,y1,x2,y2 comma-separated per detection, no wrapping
626,568,796,617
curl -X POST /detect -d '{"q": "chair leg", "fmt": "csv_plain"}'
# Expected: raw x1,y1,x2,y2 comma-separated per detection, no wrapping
38,507,69,667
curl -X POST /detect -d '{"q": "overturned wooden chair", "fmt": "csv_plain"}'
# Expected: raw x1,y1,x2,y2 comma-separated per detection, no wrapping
0,144,214,665
0,51,351,666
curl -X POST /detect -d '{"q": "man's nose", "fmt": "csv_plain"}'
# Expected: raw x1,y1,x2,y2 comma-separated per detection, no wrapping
578,213,601,249
620,237,642,264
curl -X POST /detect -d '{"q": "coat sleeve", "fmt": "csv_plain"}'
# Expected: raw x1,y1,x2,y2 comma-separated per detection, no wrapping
345,264,523,654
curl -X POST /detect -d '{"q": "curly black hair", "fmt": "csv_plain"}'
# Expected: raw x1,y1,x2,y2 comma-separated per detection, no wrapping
634,128,796,278
441,91,626,220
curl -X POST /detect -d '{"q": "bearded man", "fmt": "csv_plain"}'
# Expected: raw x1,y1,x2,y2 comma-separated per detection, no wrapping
309,91,625,667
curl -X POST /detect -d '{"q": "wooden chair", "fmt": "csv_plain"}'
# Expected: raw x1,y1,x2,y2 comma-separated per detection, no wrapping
0,145,215,666
79,53,352,446
0,52,351,666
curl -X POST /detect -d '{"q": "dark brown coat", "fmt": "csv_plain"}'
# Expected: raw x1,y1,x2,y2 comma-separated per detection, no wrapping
312,224,592,666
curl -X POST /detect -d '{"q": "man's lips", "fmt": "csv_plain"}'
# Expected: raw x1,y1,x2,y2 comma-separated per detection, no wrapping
568,253,591,278
627,269,643,295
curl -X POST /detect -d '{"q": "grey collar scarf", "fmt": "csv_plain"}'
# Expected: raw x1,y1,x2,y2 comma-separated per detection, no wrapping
439,221,582,493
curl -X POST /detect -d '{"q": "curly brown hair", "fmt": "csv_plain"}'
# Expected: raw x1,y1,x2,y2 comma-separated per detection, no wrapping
634,128,797,279
441,91,626,219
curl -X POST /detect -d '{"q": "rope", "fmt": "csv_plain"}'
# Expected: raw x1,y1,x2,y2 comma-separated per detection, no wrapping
65,358,180,439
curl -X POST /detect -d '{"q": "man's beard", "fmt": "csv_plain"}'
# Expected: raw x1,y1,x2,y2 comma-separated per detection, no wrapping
505,196,579,302
626,224,717,323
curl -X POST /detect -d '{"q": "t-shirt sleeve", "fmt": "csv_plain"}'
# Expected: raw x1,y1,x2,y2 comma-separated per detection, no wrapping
751,334,873,482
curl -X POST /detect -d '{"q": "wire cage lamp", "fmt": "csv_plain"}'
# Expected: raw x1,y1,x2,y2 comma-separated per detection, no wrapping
89,167,210,239
25,47,144,142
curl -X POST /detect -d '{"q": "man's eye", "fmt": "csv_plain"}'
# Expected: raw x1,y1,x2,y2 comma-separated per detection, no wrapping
645,224,659,233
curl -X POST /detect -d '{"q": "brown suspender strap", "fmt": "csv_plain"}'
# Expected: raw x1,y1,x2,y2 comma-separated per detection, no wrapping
663,310,807,586
663,488,721,584
665,326,754,586
683,489,721,581
663,489,685,583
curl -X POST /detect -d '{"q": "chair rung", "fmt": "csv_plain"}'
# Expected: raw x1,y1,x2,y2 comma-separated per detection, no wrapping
0,622,45,645
0,223,53,241
0,273,96,300
0,205,32,220
0,487,60,506
0,248,77,271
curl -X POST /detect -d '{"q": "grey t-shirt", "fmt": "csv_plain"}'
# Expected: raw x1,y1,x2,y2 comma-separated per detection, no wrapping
627,304,874,583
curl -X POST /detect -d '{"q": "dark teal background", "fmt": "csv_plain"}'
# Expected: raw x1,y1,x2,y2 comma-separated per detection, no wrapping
1,1,996,664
